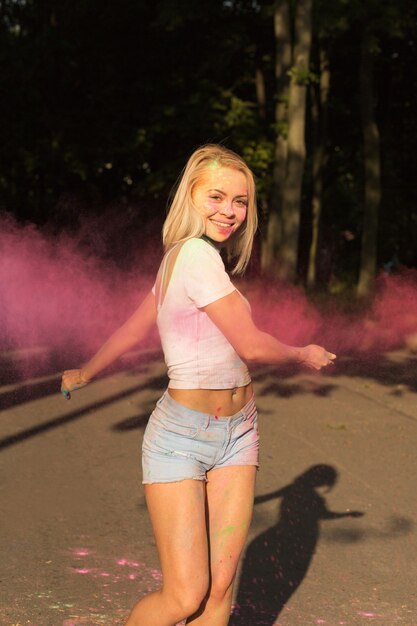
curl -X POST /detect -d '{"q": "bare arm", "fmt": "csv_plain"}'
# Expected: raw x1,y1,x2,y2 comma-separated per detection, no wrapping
203,291,335,369
61,291,157,396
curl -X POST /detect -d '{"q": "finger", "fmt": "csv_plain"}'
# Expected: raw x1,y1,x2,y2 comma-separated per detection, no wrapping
67,382,84,392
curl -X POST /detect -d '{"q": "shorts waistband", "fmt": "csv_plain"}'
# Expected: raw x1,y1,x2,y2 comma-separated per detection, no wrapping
158,390,256,428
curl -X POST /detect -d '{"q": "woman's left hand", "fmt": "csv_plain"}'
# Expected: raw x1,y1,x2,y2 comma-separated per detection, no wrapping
299,345,336,370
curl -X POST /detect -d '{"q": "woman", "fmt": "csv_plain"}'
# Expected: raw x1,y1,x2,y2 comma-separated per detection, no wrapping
61,144,336,626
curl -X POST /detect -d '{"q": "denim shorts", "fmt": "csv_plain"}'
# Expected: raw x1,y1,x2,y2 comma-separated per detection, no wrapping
142,390,259,484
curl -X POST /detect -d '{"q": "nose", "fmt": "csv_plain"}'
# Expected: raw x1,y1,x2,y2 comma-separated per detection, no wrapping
220,202,234,217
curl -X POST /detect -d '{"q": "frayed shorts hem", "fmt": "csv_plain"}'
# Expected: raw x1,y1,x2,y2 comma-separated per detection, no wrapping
142,476,207,485
142,462,260,485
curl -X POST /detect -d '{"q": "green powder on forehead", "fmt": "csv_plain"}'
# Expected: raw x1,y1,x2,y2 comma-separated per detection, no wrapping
207,158,221,170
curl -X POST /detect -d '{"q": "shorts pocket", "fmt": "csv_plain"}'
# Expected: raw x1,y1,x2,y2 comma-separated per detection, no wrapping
147,408,201,440
160,414,200,439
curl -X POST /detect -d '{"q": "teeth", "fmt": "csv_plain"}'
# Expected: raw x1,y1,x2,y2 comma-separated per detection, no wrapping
212,220,233,228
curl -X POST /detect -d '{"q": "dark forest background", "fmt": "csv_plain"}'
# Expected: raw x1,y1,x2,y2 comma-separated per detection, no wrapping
1,0,416,296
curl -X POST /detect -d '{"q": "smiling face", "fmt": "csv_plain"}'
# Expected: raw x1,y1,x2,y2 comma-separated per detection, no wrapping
191,166,248,243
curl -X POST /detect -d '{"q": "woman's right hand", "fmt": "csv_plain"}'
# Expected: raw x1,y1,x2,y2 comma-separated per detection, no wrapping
61,369,90,400
299,345,336,370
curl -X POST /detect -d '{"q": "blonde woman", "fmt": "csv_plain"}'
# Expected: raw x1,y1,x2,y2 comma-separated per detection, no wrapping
61,145,336,626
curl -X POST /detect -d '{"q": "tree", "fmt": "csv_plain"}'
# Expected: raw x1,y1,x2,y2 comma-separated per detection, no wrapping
1,0,416,282
277,0,313,282
307,47,329,288
261,0,292,274
261,0,313,282
357,27,381,297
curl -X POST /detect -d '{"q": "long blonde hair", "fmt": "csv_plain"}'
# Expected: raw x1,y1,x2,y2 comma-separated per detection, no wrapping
162,144,258,274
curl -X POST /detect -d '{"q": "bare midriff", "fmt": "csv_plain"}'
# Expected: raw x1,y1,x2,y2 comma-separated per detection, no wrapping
168,382,253,418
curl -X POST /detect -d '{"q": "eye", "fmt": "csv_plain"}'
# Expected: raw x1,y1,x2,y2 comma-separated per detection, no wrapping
209,194,223,201
235,199,248,207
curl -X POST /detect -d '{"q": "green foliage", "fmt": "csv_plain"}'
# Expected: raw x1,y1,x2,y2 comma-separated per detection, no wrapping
0,0,416,279
287,66,318,86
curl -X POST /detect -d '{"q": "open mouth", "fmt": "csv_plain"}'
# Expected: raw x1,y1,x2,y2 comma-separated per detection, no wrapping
211,220,234,229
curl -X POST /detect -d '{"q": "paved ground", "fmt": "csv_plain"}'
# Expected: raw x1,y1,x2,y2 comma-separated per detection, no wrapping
0,348,416,626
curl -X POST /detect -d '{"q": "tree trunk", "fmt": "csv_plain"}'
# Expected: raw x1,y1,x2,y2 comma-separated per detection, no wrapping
278,0,313,282
261,0,292,274
307,47,330,288
357,29,381,298
255,66,266,119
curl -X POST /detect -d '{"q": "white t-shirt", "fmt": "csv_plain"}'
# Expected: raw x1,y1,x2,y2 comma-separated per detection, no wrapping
152,237,251,389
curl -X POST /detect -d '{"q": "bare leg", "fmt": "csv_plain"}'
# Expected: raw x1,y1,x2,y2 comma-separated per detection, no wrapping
125,479,209,626
186,465,257,626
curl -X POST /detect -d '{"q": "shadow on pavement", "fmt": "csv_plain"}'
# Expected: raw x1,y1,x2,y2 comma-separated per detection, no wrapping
0,373,167,452
251,351,417,400
332,353,417,393
112,405,155,432
0,376,61,411
0,350,162,412
229,464,364,626
2,349,416,419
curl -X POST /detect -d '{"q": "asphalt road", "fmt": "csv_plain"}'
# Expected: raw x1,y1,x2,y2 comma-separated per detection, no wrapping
1,349,416,626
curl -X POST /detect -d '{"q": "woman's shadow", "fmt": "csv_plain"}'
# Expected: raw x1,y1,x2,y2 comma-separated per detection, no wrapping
229,464,364,626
